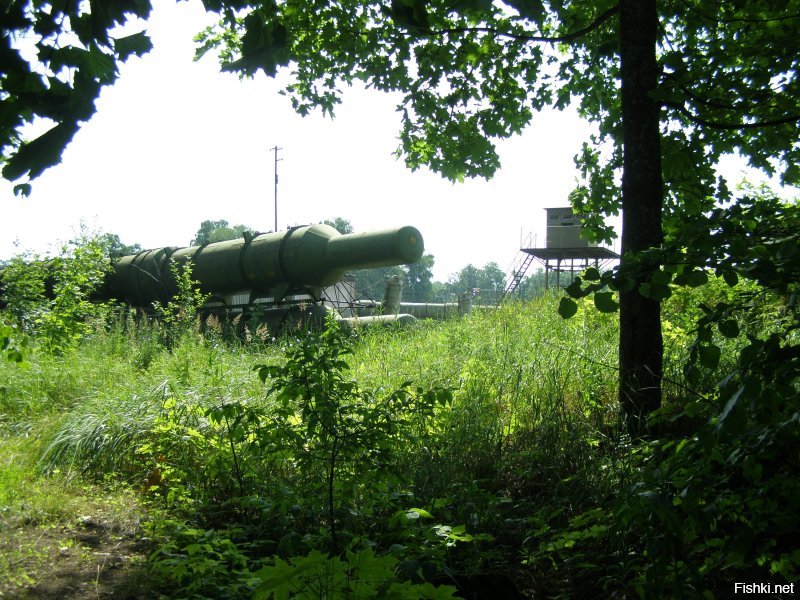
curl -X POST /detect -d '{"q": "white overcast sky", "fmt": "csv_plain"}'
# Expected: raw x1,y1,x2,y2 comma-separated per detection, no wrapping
0,0,786,281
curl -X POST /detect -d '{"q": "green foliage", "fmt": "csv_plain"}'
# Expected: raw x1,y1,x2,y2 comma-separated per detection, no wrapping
149,523,257,599
538,324,799,596
0,233,111,354
32,334,265,480
1,330,140,429
630,345,799,590
191,219,255,246
557,297,577,319
1,0,153,185
255,314,452,553
0,315,27,365
351,264,407,301
539,190,800,596
0,256,49,327
152,259,210,343
322,217,355,235
446,262,505,304
18,310,469,596
134,383,270,508
252,547,459,600
407,260,509,304
6,286,796,597
100,233,143,258
135,391,209,507
512,268,548,300
563,189,799,392
404,253,435,302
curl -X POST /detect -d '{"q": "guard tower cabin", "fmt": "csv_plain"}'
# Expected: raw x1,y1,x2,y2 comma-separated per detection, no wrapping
527,207,618,289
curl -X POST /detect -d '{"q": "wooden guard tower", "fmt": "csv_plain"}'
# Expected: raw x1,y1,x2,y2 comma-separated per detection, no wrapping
533,207,618,288
502,207,619,299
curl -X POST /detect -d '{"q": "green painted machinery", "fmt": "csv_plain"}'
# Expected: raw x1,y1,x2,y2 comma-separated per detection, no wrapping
106,224,424,308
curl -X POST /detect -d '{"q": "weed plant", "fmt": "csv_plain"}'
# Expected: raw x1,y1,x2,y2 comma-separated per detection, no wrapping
32,328,270,483
353,292,622,495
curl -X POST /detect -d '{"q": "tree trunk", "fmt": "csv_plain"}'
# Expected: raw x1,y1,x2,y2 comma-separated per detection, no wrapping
618,0,664,435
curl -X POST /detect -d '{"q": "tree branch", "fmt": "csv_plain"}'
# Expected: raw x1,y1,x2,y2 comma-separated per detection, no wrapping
678,0,800,25
425,3,619,44
663,100,800,130
671,76,785,114
676,83,747,112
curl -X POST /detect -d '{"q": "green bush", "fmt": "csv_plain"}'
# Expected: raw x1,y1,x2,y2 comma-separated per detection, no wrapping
0,233,110,355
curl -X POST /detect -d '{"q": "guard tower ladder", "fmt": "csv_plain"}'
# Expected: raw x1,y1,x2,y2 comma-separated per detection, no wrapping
500,232,536,303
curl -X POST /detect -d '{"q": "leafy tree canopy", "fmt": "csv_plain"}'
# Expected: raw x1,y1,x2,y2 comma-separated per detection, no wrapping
405,252,434,301
322,217,354,235
196,0,799,220
351,263,406,301
191,219,254,245
355,251,435,302
100,233,143,259
1,0,153,194
448,261,505,302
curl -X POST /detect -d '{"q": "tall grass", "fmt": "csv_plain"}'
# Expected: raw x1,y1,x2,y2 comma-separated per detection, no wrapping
0,315,275,485
355,291,618,397
3,291,728,509
1,294,625,487
4,287,777,598
346,293,625,527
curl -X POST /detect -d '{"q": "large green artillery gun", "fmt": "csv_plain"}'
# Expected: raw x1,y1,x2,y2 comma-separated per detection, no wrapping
1,224,424,332
107,223,423,307
105,223,423,331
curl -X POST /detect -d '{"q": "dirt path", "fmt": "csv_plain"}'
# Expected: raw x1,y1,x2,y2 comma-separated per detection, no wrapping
1,502,156,599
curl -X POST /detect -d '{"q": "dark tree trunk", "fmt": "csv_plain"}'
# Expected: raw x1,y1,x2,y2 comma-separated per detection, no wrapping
618,0,664,435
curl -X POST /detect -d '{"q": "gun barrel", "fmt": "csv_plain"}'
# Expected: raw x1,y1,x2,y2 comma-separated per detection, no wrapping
106,224,423,306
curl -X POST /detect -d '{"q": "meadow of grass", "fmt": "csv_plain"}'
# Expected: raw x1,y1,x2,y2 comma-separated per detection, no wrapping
0,288,796,598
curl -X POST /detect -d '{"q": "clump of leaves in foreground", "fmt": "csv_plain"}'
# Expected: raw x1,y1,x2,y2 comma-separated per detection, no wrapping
146,316,459,598
152,259,210,347
254,313,453,554
0,315,27,365
0,233,110,355
534,190,800,597
252,547,458,600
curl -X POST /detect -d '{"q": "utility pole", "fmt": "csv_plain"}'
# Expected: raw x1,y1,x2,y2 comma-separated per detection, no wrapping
271,145,282,231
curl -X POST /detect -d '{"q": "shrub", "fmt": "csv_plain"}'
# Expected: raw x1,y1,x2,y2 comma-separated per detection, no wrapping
0,232,110,354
